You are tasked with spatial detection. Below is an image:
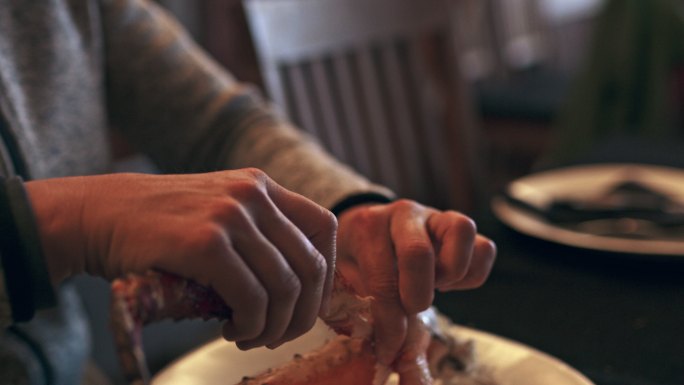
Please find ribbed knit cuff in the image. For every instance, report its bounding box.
[0,176,56,322]
[330,193,394,217]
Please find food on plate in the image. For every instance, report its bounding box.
[237,335,376,385]
[110,271,494,385]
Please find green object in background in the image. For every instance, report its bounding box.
[545,0,684,165]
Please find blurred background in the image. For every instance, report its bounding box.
[158,0,602,196]
[114,0,604,203]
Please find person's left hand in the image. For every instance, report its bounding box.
[335,199,496,366]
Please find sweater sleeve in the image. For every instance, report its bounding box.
[101,0,394,209]
[0,264,11,328]
[0,176,56,328]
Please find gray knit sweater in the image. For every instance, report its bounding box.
[0,0,391,351]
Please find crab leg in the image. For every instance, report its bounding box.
[110,270,375,384]
[110,271,477,385]
[110,271,232,384]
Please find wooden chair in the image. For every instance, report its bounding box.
[243,0,483,212]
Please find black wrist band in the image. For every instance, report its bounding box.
[330,193,394,217]
[0,176,55,322]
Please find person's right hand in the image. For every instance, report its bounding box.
[25,169,337,350]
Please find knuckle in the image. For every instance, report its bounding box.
[452,215,477,239]
[270,271,302,301]
[319,209,338,236]
[401,240,433,264]
[352,206,384,228]
[299,251,328,287]
[208,198,245,223]
[232,178,268,203]
[367,277,399,303]
[392,198,418,212]
[187,222,227,254]
[241,167,269,181]
[307,207,338,241]
[224,169,271,201]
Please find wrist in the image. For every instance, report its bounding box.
[330,193,393,217]
[25,177,87,284]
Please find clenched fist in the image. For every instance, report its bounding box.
[335,200,496,365]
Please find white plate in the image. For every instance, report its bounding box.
[152,319,594,385]
[493,163,684,256]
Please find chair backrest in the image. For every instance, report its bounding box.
[451,0,551,81]
[243,0,483,211]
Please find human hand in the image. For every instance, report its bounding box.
[25,169,337,349]
[335,200,496,365]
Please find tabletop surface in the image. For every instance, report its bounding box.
[434,209,684,385]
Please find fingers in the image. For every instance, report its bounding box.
[201,170,336,350]
[390,202,436,314]
[173,209,296,349]
[372,301,409,366]
[353,210,407,365]
[397,356,431,385]
[385,202,497,311]
[427,211,496,291]
[337,199,496,368]
[166,224,272,346]
[439,234,496,290]
[254,201,331,348]
[224,212,301,350]
[213,251,270,345]
[428,211,476,288]
[262,175,337,316]
[73,170,334,351]
[394,316,432,385]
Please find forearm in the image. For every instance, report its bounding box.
[224,117,394,209]
[102,0,394,209]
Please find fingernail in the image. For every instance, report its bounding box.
[266,341,284,350]
[236,341,255,351]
